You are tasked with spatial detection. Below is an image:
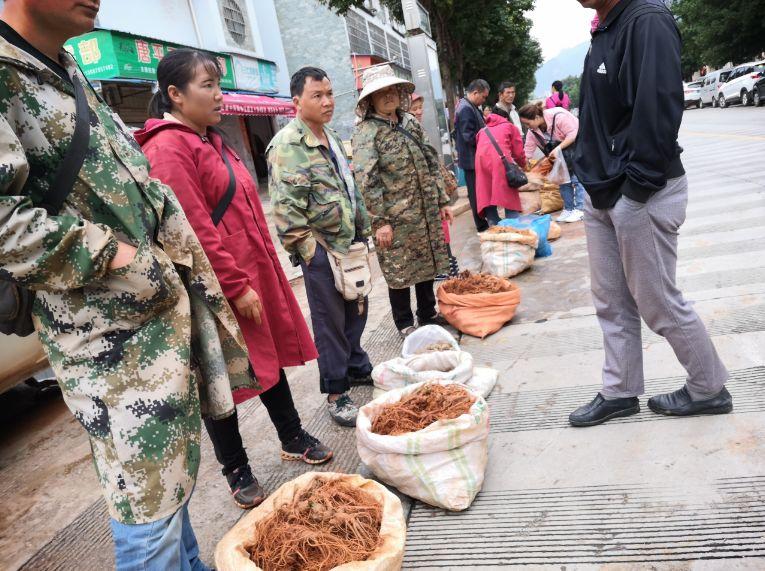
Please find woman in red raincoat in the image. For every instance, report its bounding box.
[136,49,331,510]
[475,112,527,226]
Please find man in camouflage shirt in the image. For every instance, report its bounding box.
[267,67,373,427]
[0,1,256,568]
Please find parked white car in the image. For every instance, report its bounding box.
[684,81,703,109]
[718,62,765,108]
[699,69,731,107]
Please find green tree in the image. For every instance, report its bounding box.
[673,0,765,77]
[318,0,542,119]
[560,75,581,109]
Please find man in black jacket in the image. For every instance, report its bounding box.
[455,79,490,232]
[569,0,732,427]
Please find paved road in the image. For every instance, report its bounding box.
[404,106,765,569]
[1,105,762,570]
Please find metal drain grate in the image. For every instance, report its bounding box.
[488,366,765,434]
[404,475,765,568]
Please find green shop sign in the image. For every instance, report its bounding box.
[64,30,236,89]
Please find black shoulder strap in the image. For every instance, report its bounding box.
[482,126,514,170]
[211,146,236,226]
[39,74,91,215]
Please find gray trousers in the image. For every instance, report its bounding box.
[301,243,372,395]
[584,176,728,399]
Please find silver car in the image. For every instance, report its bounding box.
[699,69,731,108]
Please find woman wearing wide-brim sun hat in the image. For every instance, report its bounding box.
[351,64,454,339]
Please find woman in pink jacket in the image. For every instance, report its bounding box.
[520,102,585,223]
[474,112,527,226]
[135,49,332,511]
[545,80,571,110]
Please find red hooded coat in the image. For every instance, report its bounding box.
[475,114,527,217]
[135,119,318,402]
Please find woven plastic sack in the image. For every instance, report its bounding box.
[437,280,521,338]
[371,350,498,400]
[402,325,459,357]
[540,183,564,213]
[373,350,473,391]
[479,230,538,278]
[215,472,406,571]
[357,381,489,511]
[548,221,562,241]
[499,215,552,258]
[518,187,541,214]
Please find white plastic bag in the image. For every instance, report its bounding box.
[547,155,571,185]
[357,381,489,511]
[401,325,459,358]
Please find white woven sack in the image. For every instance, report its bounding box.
[480,239,535,278]
[372,350,473,392]
[356,381,489,511]
[401,325,459,358]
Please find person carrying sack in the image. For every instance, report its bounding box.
[268,67,374,429]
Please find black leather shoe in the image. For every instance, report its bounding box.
[648,386,732,416]
[569,393,640,427]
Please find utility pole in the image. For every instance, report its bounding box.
[401,0,453,165]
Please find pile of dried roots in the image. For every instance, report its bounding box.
[371,383,476,436]
[529,157,554,177]
[485,226,537,239]
[247,477,382,571]
[441,270,513,295]
[415,342,456,354]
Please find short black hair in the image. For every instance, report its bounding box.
[467,79,490,94]
[290,67,329,97]
[498,81,516,93]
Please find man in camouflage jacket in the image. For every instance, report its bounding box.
[267,67,372,428]
[0,1,255,567]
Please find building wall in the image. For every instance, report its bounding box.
[274,0,359,140]
[95,0,201,47]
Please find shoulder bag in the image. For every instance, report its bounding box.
[482,126,528,188]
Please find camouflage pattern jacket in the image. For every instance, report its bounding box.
[267,117,371,264]
[0,39,256,524]
[352,112,450,288]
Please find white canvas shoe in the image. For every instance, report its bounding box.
[556,209,573,222]
[565,209,584,223]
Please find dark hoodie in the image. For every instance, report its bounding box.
[574,0,685,209]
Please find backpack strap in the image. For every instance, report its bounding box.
[39,74,91,215]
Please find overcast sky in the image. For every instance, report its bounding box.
[529,0,596,62]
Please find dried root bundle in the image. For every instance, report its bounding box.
[441,270,512,295]
[371,383,475,436]
[415,342,456,354]
[247,477,382,571]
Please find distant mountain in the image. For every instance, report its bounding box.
[534,42,590,98]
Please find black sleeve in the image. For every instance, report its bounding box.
[618,12,684,198]
[456,104,479,150]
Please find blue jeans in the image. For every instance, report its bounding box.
[484,206,520,226]
[559,174,586,211]
[110,502,211,571]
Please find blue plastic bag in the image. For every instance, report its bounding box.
[499,214,553,258]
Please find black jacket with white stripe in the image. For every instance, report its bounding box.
[574,0,686,209]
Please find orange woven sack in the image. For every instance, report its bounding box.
[437,281,521,338]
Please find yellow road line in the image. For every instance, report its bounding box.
[681,130,765,142]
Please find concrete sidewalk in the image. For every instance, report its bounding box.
[403,108,765,569]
